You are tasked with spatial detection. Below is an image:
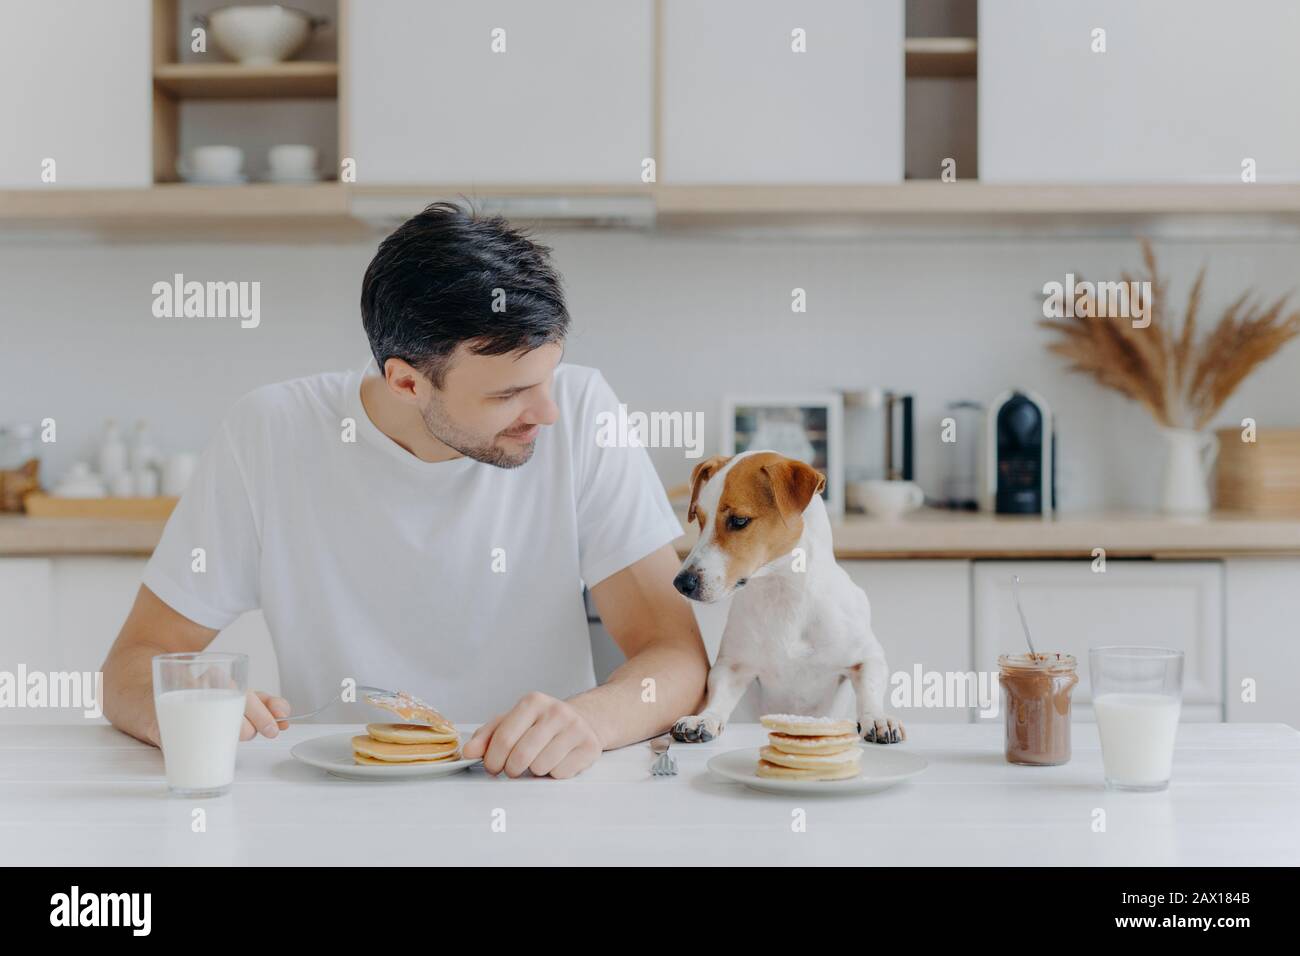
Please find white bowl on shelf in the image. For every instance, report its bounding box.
[196,5,329,65]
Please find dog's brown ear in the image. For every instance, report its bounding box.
[762,458,826,525]
[687,455,732,523]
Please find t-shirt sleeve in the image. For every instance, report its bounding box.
[574,370,685,588]
[140,415,261,631]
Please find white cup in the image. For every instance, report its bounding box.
[179,145,244,182]
[161,453,198,497]
[859,479,924,519]
[267,144,318,180]
[133,467,160,497]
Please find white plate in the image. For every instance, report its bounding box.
[291,732,481,781]
[707,745,927,795]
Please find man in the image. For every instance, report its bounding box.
[103,202,707,779]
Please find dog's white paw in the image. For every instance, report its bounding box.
[671,714,723,743]
[859,715,905,745]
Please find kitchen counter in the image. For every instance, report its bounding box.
[5,509,1300,558]
[3,721,1297,865]
[672,509,1300,558]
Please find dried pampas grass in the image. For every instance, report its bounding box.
[1040,239,1300,429]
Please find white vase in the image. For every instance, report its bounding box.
[1160,428,1218,515]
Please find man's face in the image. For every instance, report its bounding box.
[420,342,563,468]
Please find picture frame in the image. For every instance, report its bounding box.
[721,393,844,517]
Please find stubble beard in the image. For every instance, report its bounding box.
[420,393,536,469]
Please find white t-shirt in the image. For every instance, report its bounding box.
[142,360,683,721]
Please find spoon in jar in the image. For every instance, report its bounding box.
[1012,574,1038,657]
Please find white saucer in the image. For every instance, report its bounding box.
[291,732,481,781]
[180,173,248,186]
[707,745,928,795]
[265,172,322,184]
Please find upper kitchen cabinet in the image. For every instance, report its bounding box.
[344,0,653,184]
[660,0,903,183]
[0,1,151,188]
[979,0,1300,183]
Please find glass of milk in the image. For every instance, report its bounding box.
[152,652,248,797]
[1089,646,1184,792]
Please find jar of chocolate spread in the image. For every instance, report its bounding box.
[998,653,1079,766]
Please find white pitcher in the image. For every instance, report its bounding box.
[1160,428,1218,515]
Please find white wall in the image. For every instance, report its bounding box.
[2,229,1299,512]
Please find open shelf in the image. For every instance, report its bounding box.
[153,62,339,99]
[905,37,977,78]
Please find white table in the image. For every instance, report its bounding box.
[3,722,1297,866]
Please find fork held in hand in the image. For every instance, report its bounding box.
[273,684,401,723]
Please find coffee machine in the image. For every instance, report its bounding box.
[984,389,1055,514]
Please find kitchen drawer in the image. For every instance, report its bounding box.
[973,560,1223,721]
[0,558,280,725]
[1224,559,1300,729]
[661,0,904,183]
[0,557,55,672]
[843,561,973,724]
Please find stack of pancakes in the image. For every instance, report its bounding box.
[352,693,460,766]
[352,723,461,765]
[757,714,862,781]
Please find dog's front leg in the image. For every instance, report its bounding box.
[849,656,906,744]
[671,659,755,743]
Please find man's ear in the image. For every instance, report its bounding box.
[687,455,732,523]
[761,458,826,525]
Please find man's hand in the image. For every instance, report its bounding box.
[462,692,603,779]
[240,690,291,741]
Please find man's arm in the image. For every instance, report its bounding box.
[463,544,708,777]
[568,544,708,746]
[102,584,290,747]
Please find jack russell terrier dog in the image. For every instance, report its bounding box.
[670,450,905,746]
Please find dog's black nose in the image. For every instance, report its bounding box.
[673,570,700,597]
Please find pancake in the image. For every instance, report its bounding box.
[365,723,459,745]
[364,690,456,734]
[768,731,859,755]
[353,751,460,767]
[755,759,860,781]
[760,745,861,771]
[351,734,460,762]
[760,714,857,737]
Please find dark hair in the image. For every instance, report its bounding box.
[360,201,569,387]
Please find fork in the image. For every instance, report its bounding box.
[273,684,400,723]
[650,733,677,776]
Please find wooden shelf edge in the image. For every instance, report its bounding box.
[153,62,339,99]
[5,183,1300,228]
[653,182,1300,216]
[905,37,978,78]
[0,183,349,220]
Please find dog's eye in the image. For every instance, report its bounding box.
[726,515,751,531]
